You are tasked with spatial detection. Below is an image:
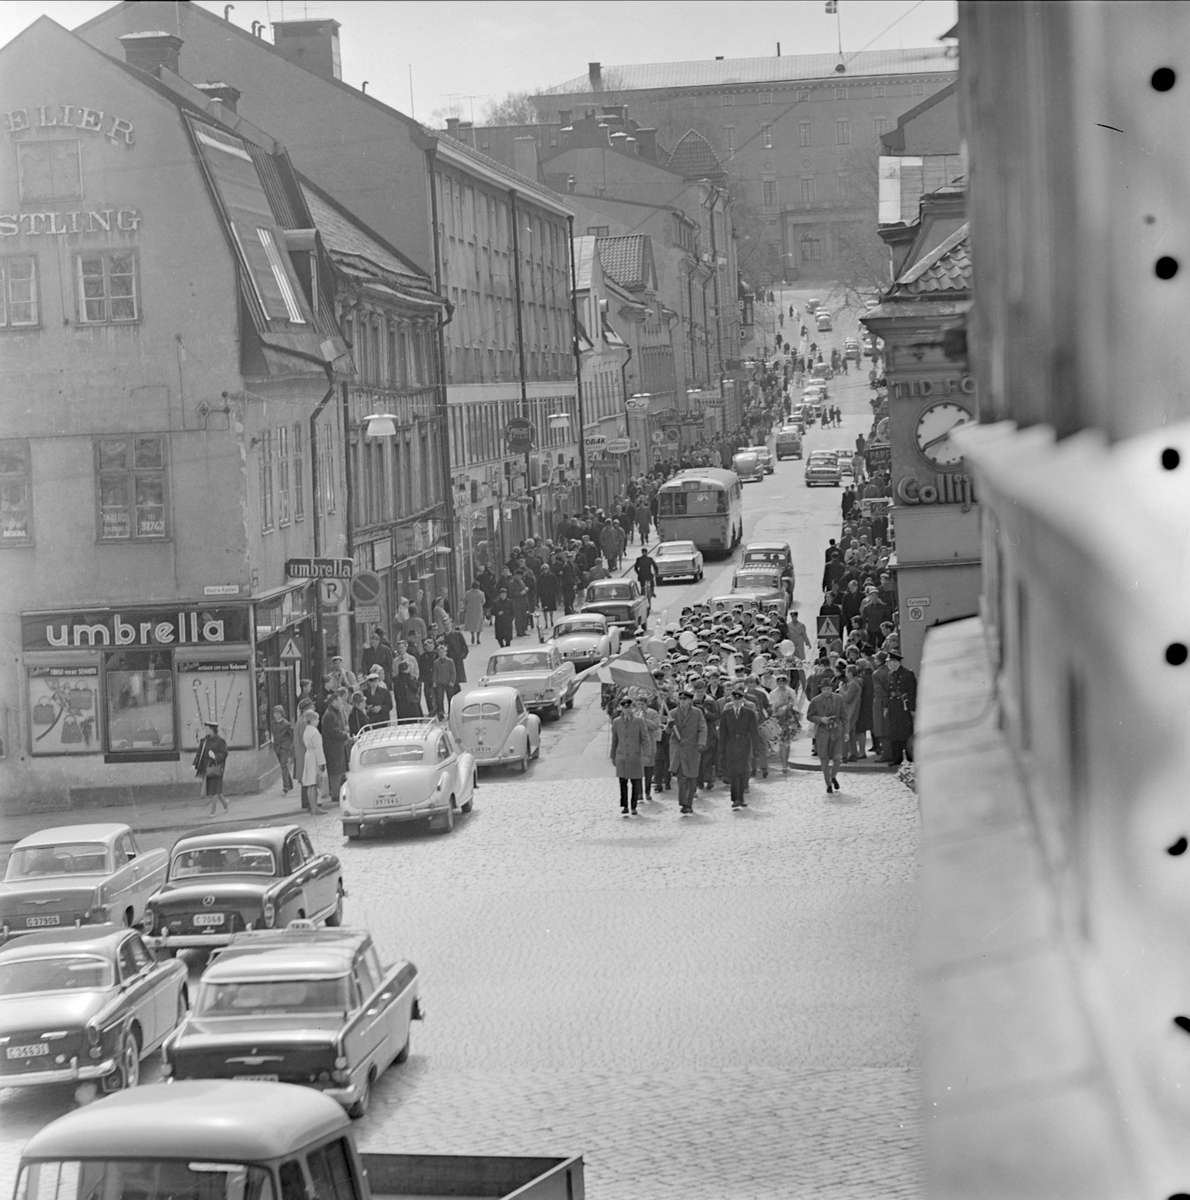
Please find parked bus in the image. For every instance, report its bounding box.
[655,468,743,558]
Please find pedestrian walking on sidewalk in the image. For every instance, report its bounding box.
[463,581,486,644]
[299,709,328,814]
[806,676,846,793]
[610,697,649,816]
[668,689,707,813]
[271,706,295,793]
[491,588,515,648]
[194,720,229,816]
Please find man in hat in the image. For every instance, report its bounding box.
[719,683,763,809]
[364,666,393,726]
[668,689,707,814]
[610,696,650,816]
[327,654,357,694]
[884,651,917,767]
[806,674,846,792]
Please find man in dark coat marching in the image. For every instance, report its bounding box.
[718,683,763,809]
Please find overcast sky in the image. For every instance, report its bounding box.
[2,0,957,121]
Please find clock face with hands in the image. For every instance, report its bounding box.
[914,402,972,467]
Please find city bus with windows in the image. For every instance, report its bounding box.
[655,469,743,558]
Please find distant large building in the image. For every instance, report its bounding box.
[536,49,957,285]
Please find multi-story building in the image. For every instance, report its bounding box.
[0,17,351,808]
[299,179,451,647]
[536,50,956,285]
[462,108,742,432]
[77,2,579,593]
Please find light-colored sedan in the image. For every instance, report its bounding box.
[0,824,169,942]
[164,926,421,1120]
[804,452,842,487]
[654,540,704,583]
[449,685,541,772]
[479,645,580,719]
[339,721,476,839]
[548,612,621,667]
[730,568,789,617]
[832,448,855,477]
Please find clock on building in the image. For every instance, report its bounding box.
[914,401,972,467]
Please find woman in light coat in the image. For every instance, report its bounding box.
[300,708,327,815]
[462,582,486,644]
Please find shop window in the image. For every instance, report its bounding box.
[277,425,290,526]
[0,439,33,544]
[76,251,138,324]
[28,665,100,755]
[96,436,168,542]
[1,256,39,328]
[104,649,175,756]
[260,429,274,532]
[293,423,305,521]
[18,140,83,202]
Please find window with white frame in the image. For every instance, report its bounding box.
[77,251,138,324]
[259,429,274,532]
[0,256,38,328]
[761,124,774,149]
[293,422,305,521]
[96,436,168,541]
[0,439,33,544]
[836,119,851,145]
[798,122,812,147]
[277,425,290,525]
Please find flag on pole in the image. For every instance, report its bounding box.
[603,642,658,695]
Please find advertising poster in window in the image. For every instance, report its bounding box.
[177,660,254,751]
[104,649,175,753]
[28,665,101,755]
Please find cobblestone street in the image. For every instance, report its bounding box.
[340,765,921,1199]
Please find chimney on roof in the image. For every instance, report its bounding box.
[514,135,539,180]
[635,128,658,161]
[446,117,460,136]
[196,81,241,113]
[457,121,475,148]
[609,131,630,154]
[118,31,184,78]
[272,18,342,82]
[589,61,602,90]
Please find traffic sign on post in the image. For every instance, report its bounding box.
[279,637,303,661]
[319,578,348,608]
[350,571,383,607]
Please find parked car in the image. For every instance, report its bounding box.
[0,925,188,1092]
[448,685,541,772]
[806,297,820,313]
[832,448,855,476]
[163,925,421,1119]
[0,824,169,942]
[653,540,704,583]
[547,611,621,665]
[774,427,803,460]
[804,451,843,487]
[143,827,344,950]
[730,568,788,617]
[340,721,475,839]
[479,645,581,718]
[581,578,651,636]
[731,450,764,483]
[742,444,775,474]
[740,541,795,598]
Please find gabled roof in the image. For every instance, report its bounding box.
[895,223,970,295]
[545,48,956,94]
[596,235,654,292]
[666,130,726,181]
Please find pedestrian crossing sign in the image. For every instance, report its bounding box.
[279,637,302,661]
[817,615,840,642]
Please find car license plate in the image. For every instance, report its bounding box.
[25,915,61,928]
[192,912,225,927]
[373,795,405,808]
[7,1043,49,1059]
[233,1074,279,1081]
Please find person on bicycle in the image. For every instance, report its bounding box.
[634,547,658,599]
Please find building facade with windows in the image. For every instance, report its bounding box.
[0,18,350,809]
[78,2,579,597]
[536,50,956,284]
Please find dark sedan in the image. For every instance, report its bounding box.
[143,826,343,953]
[0,925,188,1092]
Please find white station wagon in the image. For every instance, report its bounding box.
[339,720,476,840]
